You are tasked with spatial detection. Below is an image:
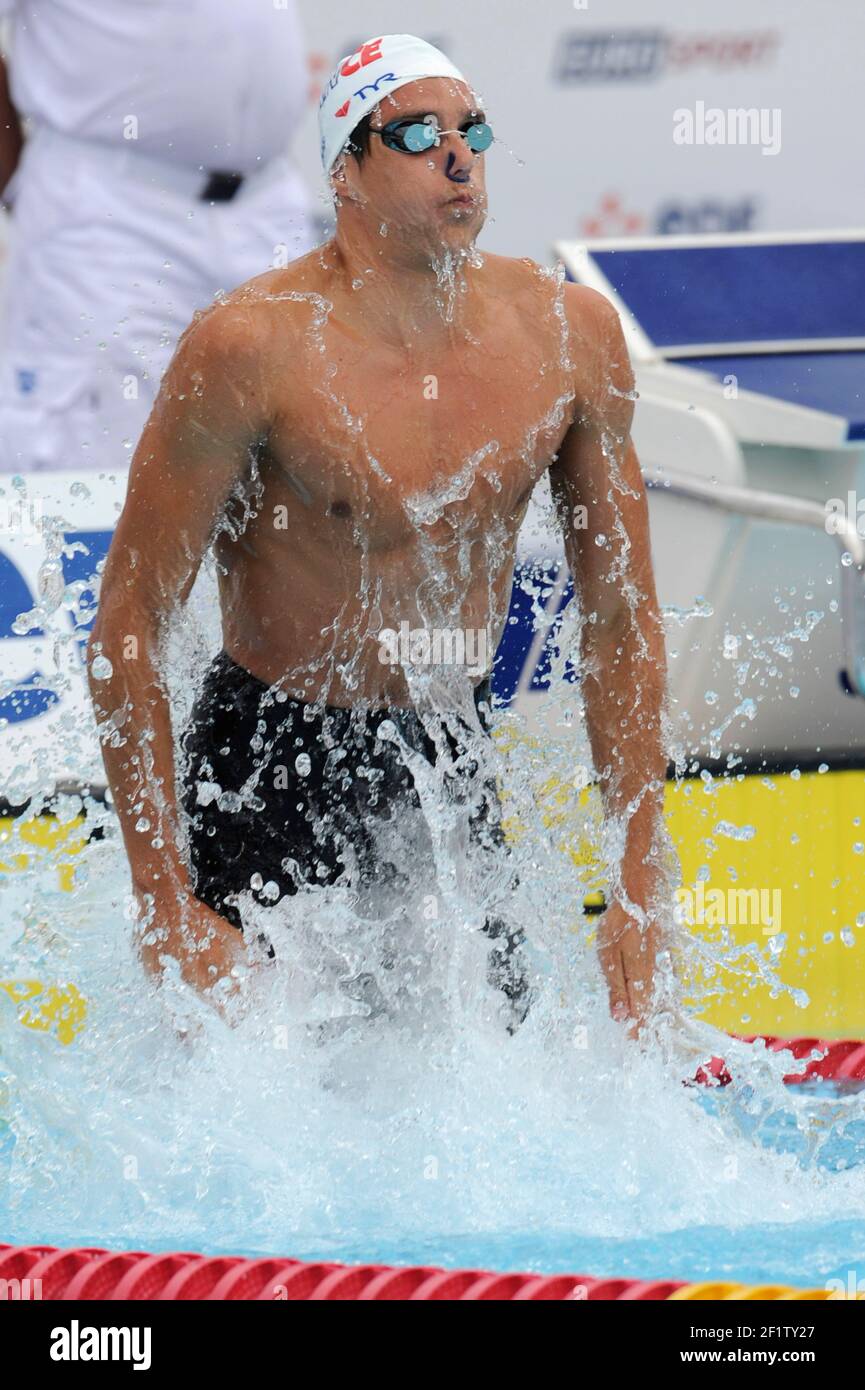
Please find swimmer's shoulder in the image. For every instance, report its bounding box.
[481,251,617,337]
[481,254,630,409]
[499,254,631,387]
[226,248,333,311]
[176,248,332,359]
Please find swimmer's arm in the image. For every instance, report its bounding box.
[549,288,669,922]
[88,306,270,914]
[0,54,22,207]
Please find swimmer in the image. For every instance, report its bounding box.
[89,34,670,1036]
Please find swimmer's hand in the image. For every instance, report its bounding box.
[134,890,252,1016]
[596,900,661,1040]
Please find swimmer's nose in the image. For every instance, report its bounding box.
[443,144,473,183]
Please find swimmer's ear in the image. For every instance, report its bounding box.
[329,158,349,200]
[331,161,364,207]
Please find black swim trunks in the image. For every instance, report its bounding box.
[179,649,532,1031]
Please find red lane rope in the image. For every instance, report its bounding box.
[0,1035,861,1300]
[0,1244,681,1300]
[691,1034,865,1087]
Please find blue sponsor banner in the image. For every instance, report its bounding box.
[0,530,112,725]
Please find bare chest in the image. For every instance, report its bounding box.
[261,318,575,550]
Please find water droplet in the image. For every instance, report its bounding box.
[90,654,113,680]
[295,753,311,777]
[714,820,756,842]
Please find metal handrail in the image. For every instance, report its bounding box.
[644,464,865,697]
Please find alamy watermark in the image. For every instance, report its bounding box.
[825,491,865,540]
[378,622,488,678]
[0,1276,42,1299]
[49,1320,151,1370]
[0,495,44,535]
[825,1270,865,1299]
[673,101,781,156]
[674,882,781,936]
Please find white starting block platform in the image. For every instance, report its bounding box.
[546,229,865,767]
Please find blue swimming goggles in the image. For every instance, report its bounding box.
[371,115,494,155]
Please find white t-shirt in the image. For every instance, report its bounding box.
[0,0,310,172]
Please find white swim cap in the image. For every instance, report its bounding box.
[318,33,470,178]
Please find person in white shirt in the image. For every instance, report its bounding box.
[0,0,318,473]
